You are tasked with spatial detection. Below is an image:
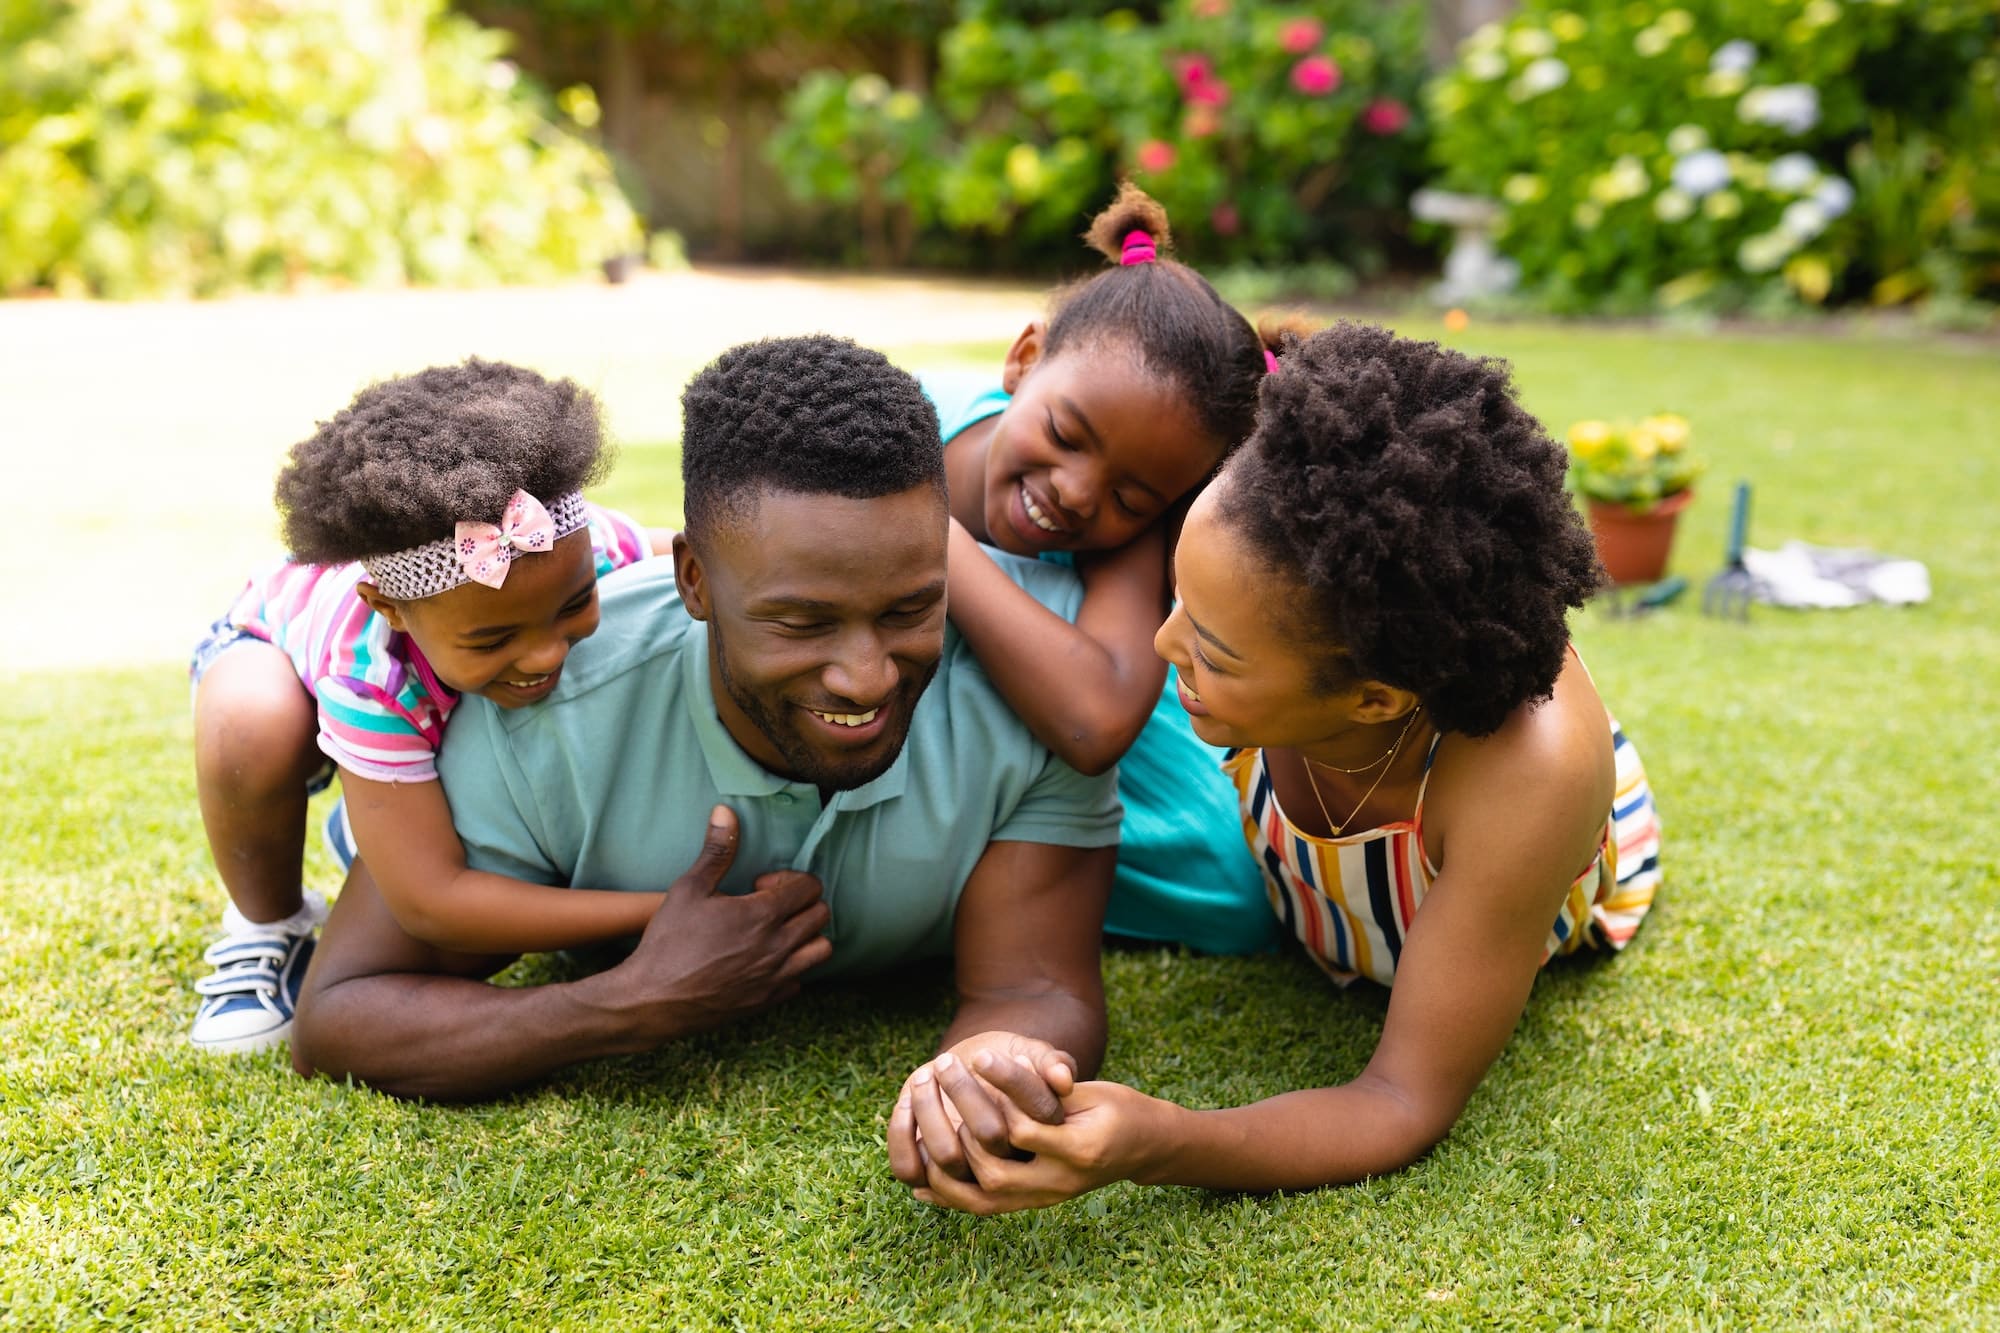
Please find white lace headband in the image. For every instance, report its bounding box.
[361,489,587,601]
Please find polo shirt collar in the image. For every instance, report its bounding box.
[679,622,912,809]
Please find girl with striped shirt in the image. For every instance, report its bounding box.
[893,323,1662,1208]
[186,361,669,1054]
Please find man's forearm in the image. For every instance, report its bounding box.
[292,968,655,1102]
[940,988,1107,1078]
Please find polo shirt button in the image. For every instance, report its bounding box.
[774,792,793,805]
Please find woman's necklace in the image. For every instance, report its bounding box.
[1302,707,1423,838]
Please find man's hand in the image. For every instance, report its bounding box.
[886,1030,1076,1187]
[597,805,832,1046]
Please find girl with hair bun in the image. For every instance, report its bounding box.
[898,323,1664,1210]
[927,182,1298,956]
[185,360,674,1055]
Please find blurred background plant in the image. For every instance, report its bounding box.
[3,0,1995,313]
[1566,413,1702,510]
[0,0,640,297]
[1425,0,2000,317]
[764,0,1432,273]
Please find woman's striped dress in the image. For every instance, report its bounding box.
[1221,715,1661,988]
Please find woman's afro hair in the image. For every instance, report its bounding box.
[1220,322,1603,736]
[275,359,610,565]
[678,334,944,542]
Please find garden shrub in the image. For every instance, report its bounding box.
[766,0,1432,270]
[0,0,641,297]
[1426,0,2000,313]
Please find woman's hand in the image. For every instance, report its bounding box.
[904,1061,1177,1215]
[887,1031,1076,1188]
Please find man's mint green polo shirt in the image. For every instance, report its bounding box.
[436,549,1123,978]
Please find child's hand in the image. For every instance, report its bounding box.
[886,1031,1074,1187]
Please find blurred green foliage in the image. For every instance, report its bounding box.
[1426,0,2000,314]
[0,0,642,297]
[764,0,1432,270]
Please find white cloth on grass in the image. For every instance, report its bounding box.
[1741,541,1930,609]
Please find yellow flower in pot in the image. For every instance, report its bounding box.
[1565,414,1704,585]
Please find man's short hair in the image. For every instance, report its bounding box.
[680,335,945,542]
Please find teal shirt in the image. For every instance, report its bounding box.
[925,374,1280,954]
[437,553,1123,979]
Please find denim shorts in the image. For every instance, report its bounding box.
[188,613,337,797]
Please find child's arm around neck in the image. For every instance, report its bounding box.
[945,518,1170,776]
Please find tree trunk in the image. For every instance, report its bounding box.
[715,64,744,261]
[1428,0,1517,65]
[599,30,643,168]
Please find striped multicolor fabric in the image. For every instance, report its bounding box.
[1221,711,1661,988]
[202,503,649,784]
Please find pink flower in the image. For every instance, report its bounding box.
[1172,53,1215,94]
[1278,18,1323,55]
[1193,0,1229,16]
[1184,105,1221,139]
[1173,52,1231,107]
[1210,201,1241,236]
[1186,78,1231,107]
[1136,139,1177,173]
[1290,55,1340,97]
[1361,97,1409,135]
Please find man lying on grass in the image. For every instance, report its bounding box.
[291,335,1119,1139]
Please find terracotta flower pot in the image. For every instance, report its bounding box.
[1586,488,1693,586]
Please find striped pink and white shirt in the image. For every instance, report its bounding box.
[214,502,649,783]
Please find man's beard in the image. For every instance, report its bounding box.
[714,630,937,792]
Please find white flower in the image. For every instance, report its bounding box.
[1667,124,1709,155]
[1655,188,1696,222]
[1634,25,1673,57]
[1590,155,1652,205]
[1813,176,1855,218]
[1465,49,1508,81]
[1516,57,1571,97]
[1508,27,1557,59]
[847,73,892,108]
[1738,230,1796,273]
[1768,153,1820,193]
[1672,149,1732,197]
[1780,199,1830,240]
[1739,84,1820,135]
[1711,40,1757,75]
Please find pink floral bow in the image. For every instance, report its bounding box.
[454,489,556,590]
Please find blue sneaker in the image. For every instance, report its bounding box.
[188,891,327,1055]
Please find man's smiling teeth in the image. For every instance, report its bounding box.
[812,708,880,727]
[1021,484,1063,533]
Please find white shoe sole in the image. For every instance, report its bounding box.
[189,1018,294,1056]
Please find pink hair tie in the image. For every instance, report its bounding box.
[1263,349,1281,374]
[1120,229,1157,266]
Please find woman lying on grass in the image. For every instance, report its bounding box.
[890,322,1663,1209]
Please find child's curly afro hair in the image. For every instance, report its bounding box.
[275,359,610,565]
[1218,322,1602,737]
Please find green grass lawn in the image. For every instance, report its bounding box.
[4,319,1997,1329]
